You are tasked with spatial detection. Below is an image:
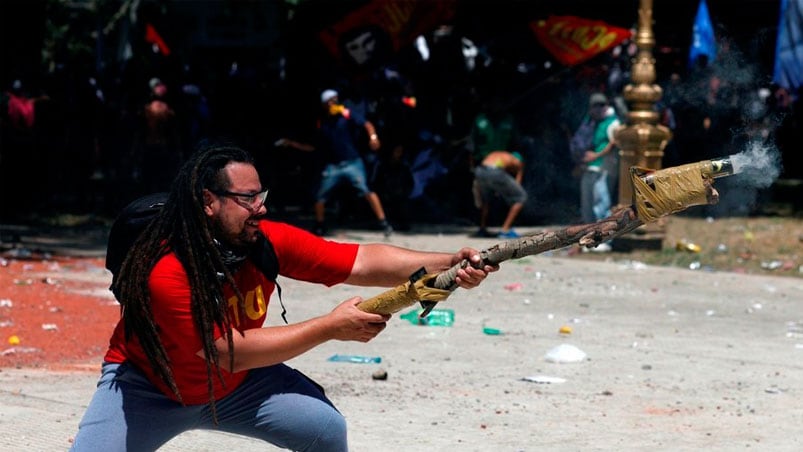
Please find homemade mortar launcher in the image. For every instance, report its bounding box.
[356,156,739,317]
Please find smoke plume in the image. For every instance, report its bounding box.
[711,142,783,216]
[730,142,782,189]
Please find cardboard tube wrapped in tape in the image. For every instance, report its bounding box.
[631,162,717,223]
[357,273,452,315]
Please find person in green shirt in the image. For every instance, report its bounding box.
[579,93,620,236]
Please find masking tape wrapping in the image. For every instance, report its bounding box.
[631,161,710,223]
[357,273,452,315]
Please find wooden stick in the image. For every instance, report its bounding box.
[356,206,642,314]
[357,177,719,315]
[433,205,643,290]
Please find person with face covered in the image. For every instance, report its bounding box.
[579,93,620,224]
[70,142,496,452]
[277,89,392,237]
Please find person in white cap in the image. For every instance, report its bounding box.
[277,89,393,237]
[320,89,338,104]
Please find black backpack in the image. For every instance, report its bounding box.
[106,192,287,321]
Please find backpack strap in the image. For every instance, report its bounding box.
[249,232,287,323]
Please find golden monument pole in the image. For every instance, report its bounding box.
[612,0,672,250]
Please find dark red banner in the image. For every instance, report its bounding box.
[319,0,456,67]
[531,16,631,66]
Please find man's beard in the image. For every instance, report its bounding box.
[210,220,257,271]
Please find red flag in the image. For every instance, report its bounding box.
[145,23,171,56]
[531,16,631,66]
[319,0,456,67]
[6,93,35,130]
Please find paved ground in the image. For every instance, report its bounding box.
[1,226,802,451]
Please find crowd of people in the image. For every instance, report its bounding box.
[1,25,800,233]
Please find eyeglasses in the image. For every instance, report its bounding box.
[212,188,269,212]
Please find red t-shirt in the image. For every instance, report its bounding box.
[104,220,359,404]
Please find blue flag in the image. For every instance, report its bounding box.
[773,0,803,95]
[688,0,717,68]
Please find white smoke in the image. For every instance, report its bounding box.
[729,142,782,188]
[711,142,782,216]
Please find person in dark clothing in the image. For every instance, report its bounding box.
[277,89,392,237]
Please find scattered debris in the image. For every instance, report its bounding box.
[786,322,803,339]
[504,282,523,291]
[521,375,566,384]
[482,326,502,335]
[676,239,701,253]
[761,260,783,270]
[544,344,587,363]
[327,354,382,364]
[1,346,41,356]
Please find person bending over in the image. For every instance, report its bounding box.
[472,150,527,238]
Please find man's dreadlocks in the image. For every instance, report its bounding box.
[113,142,255,421]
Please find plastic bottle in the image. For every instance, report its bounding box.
[327,354,381,364]
[400,308,454,326]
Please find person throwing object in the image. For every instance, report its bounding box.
[277,89,392,237]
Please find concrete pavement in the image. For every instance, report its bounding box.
[1,227,802,451]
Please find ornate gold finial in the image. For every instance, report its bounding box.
[636,1,655,50]
[612,0,672,249]
[615,0,671,203]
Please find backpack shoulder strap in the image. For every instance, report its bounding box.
[249,232,279,281]
[249,231,288,323]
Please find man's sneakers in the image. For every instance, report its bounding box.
[591,242,612,252]
[379,219,393,238]
[581,242,612,253]
[315,221,393,237]
[472,228,496,238]
[497,229,520,239]
[473,229,521,239]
